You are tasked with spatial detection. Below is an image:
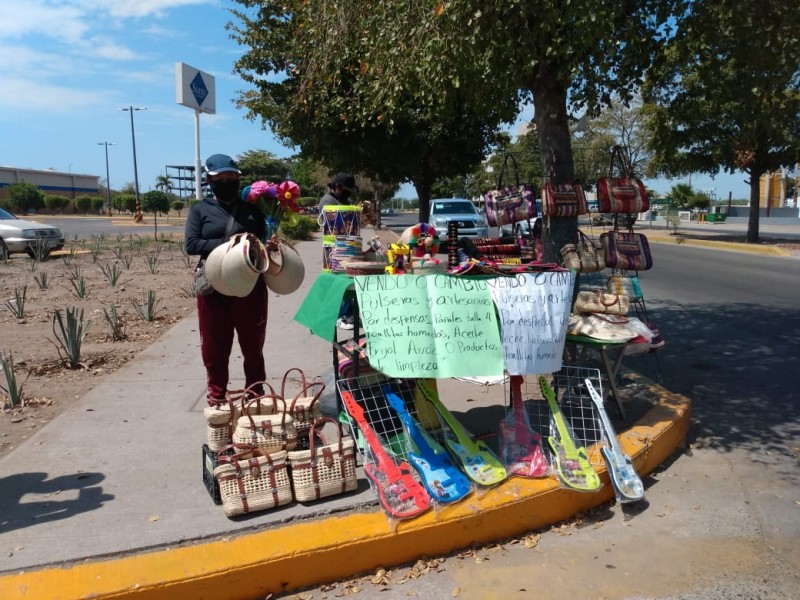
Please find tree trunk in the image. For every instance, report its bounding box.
[414,175,434,224]
[747,167,762,243]
[530,64,577,263]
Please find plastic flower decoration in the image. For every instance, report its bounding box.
[241,179,301,243]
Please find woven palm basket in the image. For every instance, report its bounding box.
[288,418,358,502]
[280,369,324,432]
[214,450,292,517]
[233,413,297,453]
[203,404,239,451]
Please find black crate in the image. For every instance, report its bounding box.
[202,444,222,505]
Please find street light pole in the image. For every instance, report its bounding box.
[119,106,147,222]
[97,142,116,217]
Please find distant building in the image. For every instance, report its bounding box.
[759,170,787,208]
[0,166,100,202]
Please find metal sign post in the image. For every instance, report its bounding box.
[175,63,216,202]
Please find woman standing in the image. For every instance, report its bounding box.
[185,154,267,404]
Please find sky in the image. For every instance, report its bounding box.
[0,0,755,202]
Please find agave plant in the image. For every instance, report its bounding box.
[0,350,28,408]
[51,307,92,368]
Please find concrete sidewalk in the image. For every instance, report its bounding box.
[0,228,695,599]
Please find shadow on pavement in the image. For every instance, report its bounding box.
[625,300,800,485]
[0,472,114,534]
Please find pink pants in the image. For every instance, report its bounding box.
[197,278,268,401]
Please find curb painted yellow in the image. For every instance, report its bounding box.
[646,231,790,256]
[0,385,691,600]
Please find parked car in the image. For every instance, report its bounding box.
[499,218,537,239]
[428,199,489,251]
[0,208,65,259]
[380,207,395,216]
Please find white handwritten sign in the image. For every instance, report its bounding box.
[353,274,505,378]
[486,271,575,375]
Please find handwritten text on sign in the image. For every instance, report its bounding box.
[354,274,505,378]
[486,271,575,375]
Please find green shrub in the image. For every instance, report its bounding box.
[92,197,106,213]
[8,181,44,214]
[171,200,185,216]
[297,196,318,209]
[44,194,71,214]
[114,194,137,214]
[74,195,94,214]
[281,214,319,241]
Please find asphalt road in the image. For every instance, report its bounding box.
[30,215,185,240]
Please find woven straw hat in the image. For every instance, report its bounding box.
[207,234,269,297]
[263,239,305,295]
[204,241,232,295]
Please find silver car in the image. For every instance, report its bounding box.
[0,207,65,259]
[429,198,489,247]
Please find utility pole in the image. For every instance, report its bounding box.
[98,142,116,217]
[119,106,147,222]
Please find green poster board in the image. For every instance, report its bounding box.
[353,274,505,378]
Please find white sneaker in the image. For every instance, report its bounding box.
[336,316,355,330]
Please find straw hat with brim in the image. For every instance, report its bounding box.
[263,239,305,295]
[207,234,269,297]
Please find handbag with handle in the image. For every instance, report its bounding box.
[233,395,297,453]
[203,382,280,451]
[541,151,587,217]
[213,444,293,517]
[574,290,630,316]
[288,417,358,502]
[600,230,653,271]
[280,368,324,434]
[541,182,588,217]
[484,153,537,227]
[597,145,649,214]
[560,230,605,273]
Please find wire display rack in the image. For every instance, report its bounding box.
[509,367,606,469]
[336,373,420,465]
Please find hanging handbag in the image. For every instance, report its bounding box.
[560,230,606,273]
[288,417,358,502]
[540,151,587,217]
[484,153,537,227]
[280,368,324,434]
[574,290,630,316]
[213,444,293,517]
[541,183,588,217]
[597,145,649,214]
[600,230,653,271]
[233,395,298,453]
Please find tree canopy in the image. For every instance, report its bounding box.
[643,0,800,242]
[229,0,683,256]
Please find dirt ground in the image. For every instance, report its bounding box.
[0,233,197,460]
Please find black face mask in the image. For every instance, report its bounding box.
[339,189,352,203]
[210,180,239,203]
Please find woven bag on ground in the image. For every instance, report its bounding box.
[213,444,292,517]
[574,290,630,316]
[233,396,297,453]
[280,368,324,433]
[204,383,281,450]
[288,417,358,502]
